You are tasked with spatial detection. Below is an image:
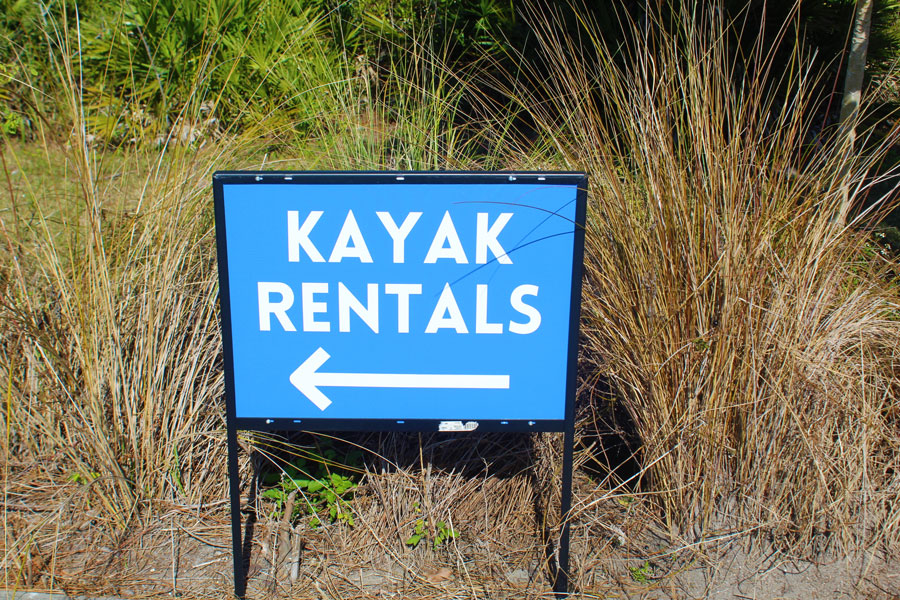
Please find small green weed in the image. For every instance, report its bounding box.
[68,470,101,484]
[262,440,361,527]
[629,560,652,583]
[1,110,24,136]
[616,495,635,507]
[263,471,356,527]
[405,507,459,550]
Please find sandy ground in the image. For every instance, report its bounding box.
[4,474,899,600]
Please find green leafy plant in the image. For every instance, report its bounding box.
[433,520,458,549]
[63,0,344,142]
[262,442,361,527]
[616,495,636,507]
[405,514,459,550]
[262,472,356,527]
[1,110,24,136]
[405,517,426,548]
[628,561,652,583]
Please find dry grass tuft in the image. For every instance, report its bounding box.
[0,8,277,543]
[487,2,900,550]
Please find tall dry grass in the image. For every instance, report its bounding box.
[1,127,232,523]
[488,3,900,549]
[0,9,328,527]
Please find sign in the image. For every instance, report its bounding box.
[215,171,587,597]
[214,172,587,432]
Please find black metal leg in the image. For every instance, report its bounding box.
[228,425,246,598]
[554,426,575,597]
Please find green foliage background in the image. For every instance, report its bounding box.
[0,0,522,142]
[1,0,898,146]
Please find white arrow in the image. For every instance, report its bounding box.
[289,347,511,411]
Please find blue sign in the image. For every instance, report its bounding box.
[214,172,586,430]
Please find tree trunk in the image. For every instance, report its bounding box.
[838,0,874,220]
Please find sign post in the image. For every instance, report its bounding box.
[214,171,587,596]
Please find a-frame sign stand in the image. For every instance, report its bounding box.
[214,171,587,598]
[226,426,575,597]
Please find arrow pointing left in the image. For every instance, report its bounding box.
[289,347,511,411]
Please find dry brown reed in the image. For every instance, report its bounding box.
[0,10,274,532]
[0,139,237,521]
[487,2,900,550]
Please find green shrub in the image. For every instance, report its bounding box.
[75,0,342,139]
